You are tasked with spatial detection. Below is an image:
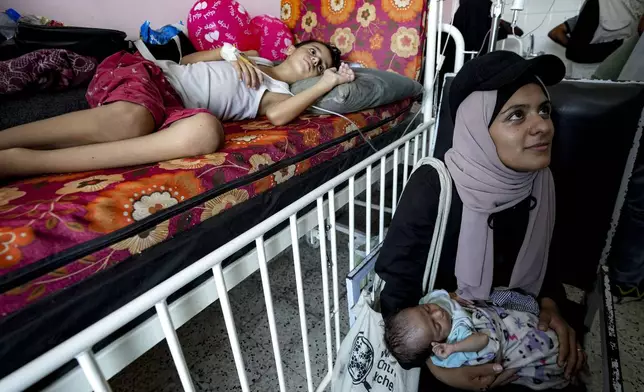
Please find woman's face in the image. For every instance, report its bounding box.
[489,83,554,172]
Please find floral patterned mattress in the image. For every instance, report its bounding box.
[0,100,411,317]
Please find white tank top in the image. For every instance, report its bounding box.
[155,59,290,121]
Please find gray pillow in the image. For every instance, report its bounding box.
[290,68,423,114]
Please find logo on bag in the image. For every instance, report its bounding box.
[348,332,374,390]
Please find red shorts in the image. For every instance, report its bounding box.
[86,51,209,129]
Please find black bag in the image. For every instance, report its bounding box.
[11,22,128,61]
[136,32,197,63]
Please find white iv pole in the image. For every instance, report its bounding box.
[488,0,525,53]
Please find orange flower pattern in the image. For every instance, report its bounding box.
[347,51,378,69]
[302,128,321,146]
[253,176,277,194]
[0,227,35,268]
[86,172,204,234]
[280,0,301,29]
[0,100,412,316]
[322,0,356,25]
[111,220,170,254]
[225,130,289,150]
[332,114,369,149]
[159,153,227,170]
[382,0,423,23]
[56,174,124,195]
[0,187,25,207]
[370,34,384,50]
[201,189,250,221]
[283,0,427,78]
[404,55,422,80]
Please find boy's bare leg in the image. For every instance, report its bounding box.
[0,102,155,150]
[0,113,223,179]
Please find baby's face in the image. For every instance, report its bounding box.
[406,303,452,343]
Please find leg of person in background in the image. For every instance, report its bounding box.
[0,112,223,179]
[592,34,640,80]
[566,0,623,63]
[618,32,644,81]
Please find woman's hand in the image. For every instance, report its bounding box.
[319,63,355,89]
[427,360,519,391]
[232,58,264,89]
[538,298,586,380]
[450,291,474,307]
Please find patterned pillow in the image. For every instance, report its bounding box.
[281,0,428,80]
[187,0,257,52]
[251,15,295,61]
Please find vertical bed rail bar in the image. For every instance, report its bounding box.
[154,301,195,392]
[289,215,315,392]
[212,264,250,392]
[379,157,386,243]
[403,141,410,187]
[348,176,356,271]
[327,190,341,350]
[392,148,399,214]
[422,128,428,159]
[422,0,440,123]
[316,198,334,374]
[413,134,420,165]
[365,165,372,254]
[255,236,286,392]
[76,351,111,392]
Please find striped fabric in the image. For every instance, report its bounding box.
[489,289,540,315]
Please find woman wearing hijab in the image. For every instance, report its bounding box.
[375,51,587,391]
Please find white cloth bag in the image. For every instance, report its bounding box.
[331,276,419,392]
[332,158,452,392]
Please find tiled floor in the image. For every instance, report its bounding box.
[111,230,644,392]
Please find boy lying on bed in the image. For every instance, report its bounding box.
[0,40,354,179]
[384,289,571,390]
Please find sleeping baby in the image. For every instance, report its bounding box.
[384,289,569,390]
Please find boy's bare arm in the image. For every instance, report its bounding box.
[180,49,259,65]
[258,64,355,126]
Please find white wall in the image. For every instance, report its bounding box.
[498,0,586,76]
[2,0,280,39]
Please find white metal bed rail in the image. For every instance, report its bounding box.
[0,119,436,392]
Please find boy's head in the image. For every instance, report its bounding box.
[282,40,342,81]
[384,303,452,368]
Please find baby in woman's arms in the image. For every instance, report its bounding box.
[384,289,569,390]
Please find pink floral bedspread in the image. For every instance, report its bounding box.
[0,101,410,316]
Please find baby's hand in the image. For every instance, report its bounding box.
[320,63,355,89]
[431,342,453,359]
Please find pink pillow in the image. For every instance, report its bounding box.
[187,0,258,52]
[251,15,294,61]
